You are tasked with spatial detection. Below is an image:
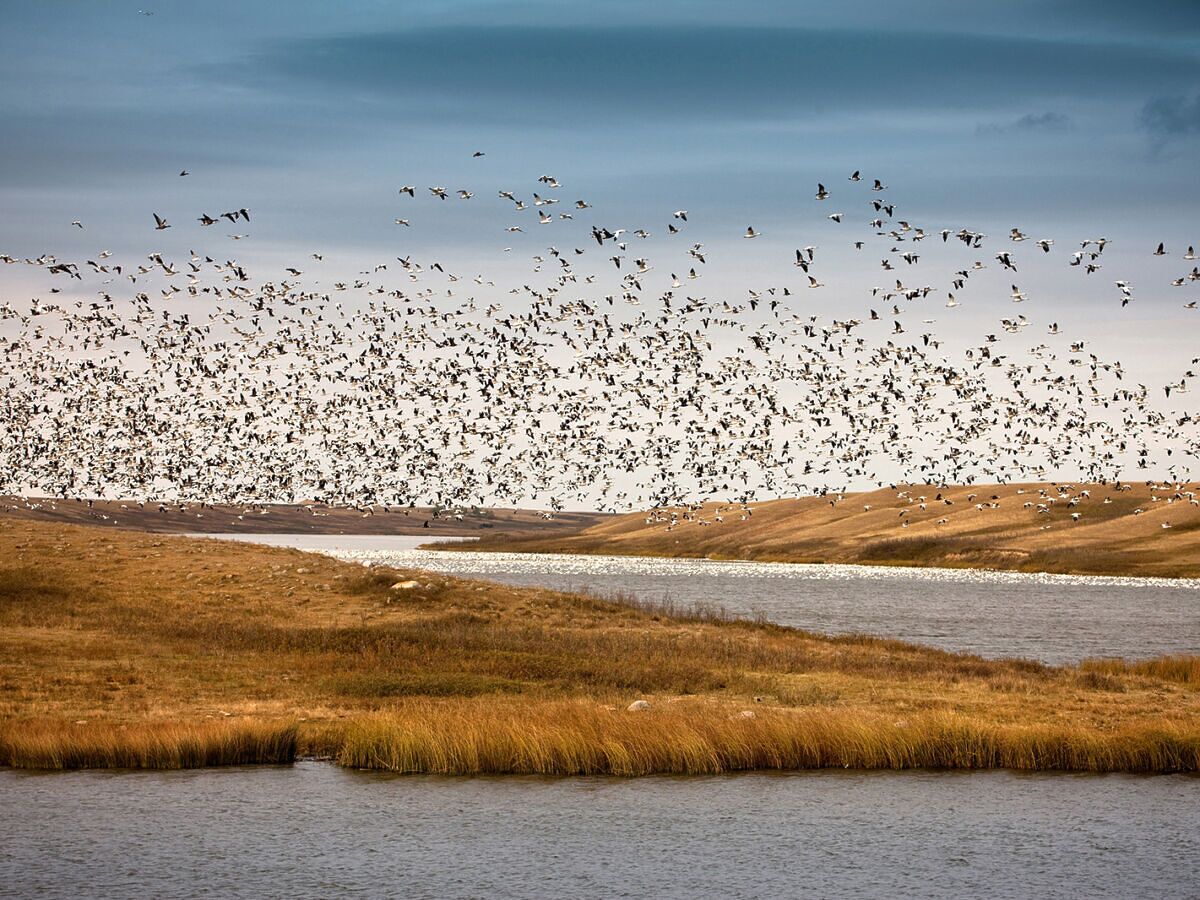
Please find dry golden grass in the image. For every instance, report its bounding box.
[339,701,1200,775]
[0,719,297,770]
[1081,655,1200,685]
[457,481,1200,578]
[1,515,1197,772]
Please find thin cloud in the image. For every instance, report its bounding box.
[977,111,1071,134]
[1139,94,1200,141]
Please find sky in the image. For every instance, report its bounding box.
[1,1,1198,499]
[2,4,1196,255]
[2,2,1196,233]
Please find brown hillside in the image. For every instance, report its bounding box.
[455,482,1200,578]
[0,496,607,537]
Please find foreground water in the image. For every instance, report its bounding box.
[205,535,1200,664]
[3,762,1197,899]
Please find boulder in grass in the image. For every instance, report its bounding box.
[626,700,651,712]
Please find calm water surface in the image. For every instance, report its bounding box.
[3,762,1197,899]
[205,534,1200,664]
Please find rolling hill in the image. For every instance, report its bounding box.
[452,482,1200,578]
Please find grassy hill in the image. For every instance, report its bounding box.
[0,514,1197,773]
[452,482,1200,578]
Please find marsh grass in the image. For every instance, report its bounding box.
[0,719,297,770]
[580,587,751,625]
[337,701,1200,775]
[1082,655,1200,685]
[331,671,526,699]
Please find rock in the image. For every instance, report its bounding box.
[626,700,651,712]
[295,567,311,574]
[391,580,420,590]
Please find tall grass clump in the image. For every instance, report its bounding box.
[336,702,1200,776]
[0,719,298,770]
[1081,655,1200,686]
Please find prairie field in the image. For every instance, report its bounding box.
[1,515,1197,773]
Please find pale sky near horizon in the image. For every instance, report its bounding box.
[1,1,1198,502]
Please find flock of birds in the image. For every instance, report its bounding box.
[1,162,1197,513]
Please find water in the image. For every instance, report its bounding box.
[2,762,1196,899]
[202,534,1200,664]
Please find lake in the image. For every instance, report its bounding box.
[9,536,1195,899]
[203,535,1200,664]
[3,762,1197,899]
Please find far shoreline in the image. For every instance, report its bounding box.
[431,481,1200,580]
[417,540,1200,585]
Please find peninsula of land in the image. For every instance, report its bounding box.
[452,482,1200,579]
[1,516,1196,774]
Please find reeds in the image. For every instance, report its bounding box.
[337,701,1200,775]
[1081,655,1200,685]
[3,705,1195,775]
[0,719,298,770]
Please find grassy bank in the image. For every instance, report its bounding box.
[447,482,1200,579]
[338,703,1199,775]
[0,719,297,770]
[1,516,1198,773]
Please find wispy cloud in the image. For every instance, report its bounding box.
[1139,94,1200,143]
[977,111,1071,135]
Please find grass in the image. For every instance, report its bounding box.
[0,515,1198,773]
[338,702,1200,775]
[452,481,1200,579]
[1081,655,1200,685]
[0,719,297,770]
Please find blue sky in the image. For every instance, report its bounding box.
[1,1,1198,374]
